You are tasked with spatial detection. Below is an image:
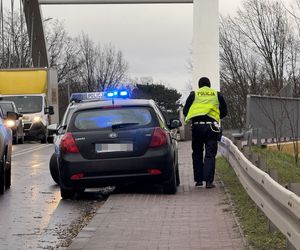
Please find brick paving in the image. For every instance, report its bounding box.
[68,141,247,250]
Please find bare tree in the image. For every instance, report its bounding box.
[0,10,31,68]
[220,16,267,129]
[96,44,128,91]
[76,33,128,92]
[234,0,290,95]
[44,19,81,85]
[76,33,97,91]
[220,0,294,129]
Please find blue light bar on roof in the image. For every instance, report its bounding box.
[106,92,115,98]
[105,90,129,99]
[119,90,129,97]
[70,90,129,102]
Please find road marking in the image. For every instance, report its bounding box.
[13,145,52,157]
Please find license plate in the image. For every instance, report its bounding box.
[95,143,133,153]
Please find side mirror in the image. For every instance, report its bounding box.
[47,123,58,131]
[168,119,182,129]
[45,106,55,115]
[6,111,18,120]
[18,113,23,118]
[47,124,59,135]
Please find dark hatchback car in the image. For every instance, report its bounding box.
[55,98,181,199]
[0,101,24,144]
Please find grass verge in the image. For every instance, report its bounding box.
[216,157,286,250]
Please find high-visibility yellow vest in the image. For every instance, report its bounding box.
[185,86,220,123]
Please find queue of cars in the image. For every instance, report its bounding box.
[48,91,182,199]
[0,90,182,198]
[0,97,53,195]
[0,106,20,194]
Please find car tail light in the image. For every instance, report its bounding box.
[149,127,168,148]
[147,169,162,175]
[61,132,80,153]
[70,173,84,180]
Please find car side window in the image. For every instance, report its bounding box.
[152,104,167,128]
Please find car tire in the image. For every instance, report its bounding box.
[47,136,54,144]
[13,135,18,145]
[18,133,24,144]
[41,134,47,144]
[5,166,11,189]
[163,167,177,195]
[49,154,59,184]
[175,164,180,187]
[60,186,76,199]
[0,155,6,195]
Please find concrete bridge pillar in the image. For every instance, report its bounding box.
[193,0,219,90]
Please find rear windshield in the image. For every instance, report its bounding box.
[71,107,154,131]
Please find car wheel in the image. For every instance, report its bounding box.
[5,166,11,189]
[13,135,18,145]
[60,186,76,199]
[47,136,54,144]
[49,154,59,184]
[41,134,47,144]
[18,133,24,144]
[163,168,177,195]
[175,164,180,187]
[0,155,6,194]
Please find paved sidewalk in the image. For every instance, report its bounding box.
[68,141,247,250]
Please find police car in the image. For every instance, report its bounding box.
[49,91,182,199]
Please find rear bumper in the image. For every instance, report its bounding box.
[59,146,175,188]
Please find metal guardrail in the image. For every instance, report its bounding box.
[219,136,300,250]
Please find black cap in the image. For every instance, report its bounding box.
[198,77,211,88]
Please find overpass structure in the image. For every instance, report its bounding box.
[22,0,219,89]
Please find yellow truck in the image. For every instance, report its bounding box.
[0,68,59,143]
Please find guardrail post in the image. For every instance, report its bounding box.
[286,183,300,196]
[267,167,280,234]
[257,156,268,172]
[232,133,244,150]
[268,169,279,182]
[286,239,297,250]
[257,128,262,147]
[242,146,250,158]
[249,153,259,165]
[268,220,278,233]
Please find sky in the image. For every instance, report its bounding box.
[4,0,291,95]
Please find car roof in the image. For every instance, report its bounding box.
[71,99,156,112]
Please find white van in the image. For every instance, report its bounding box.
[0,94,54,143]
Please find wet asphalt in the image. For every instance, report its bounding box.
[0,143,107,250]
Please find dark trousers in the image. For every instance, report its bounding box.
[191,124,218,183]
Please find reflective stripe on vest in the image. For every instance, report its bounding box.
[185,86,220,123]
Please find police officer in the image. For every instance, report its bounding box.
[183,77,227,188]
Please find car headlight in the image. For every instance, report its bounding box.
[32,116,42,123]
[5,120,16,128]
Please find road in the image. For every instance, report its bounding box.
[0,143,106,250]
